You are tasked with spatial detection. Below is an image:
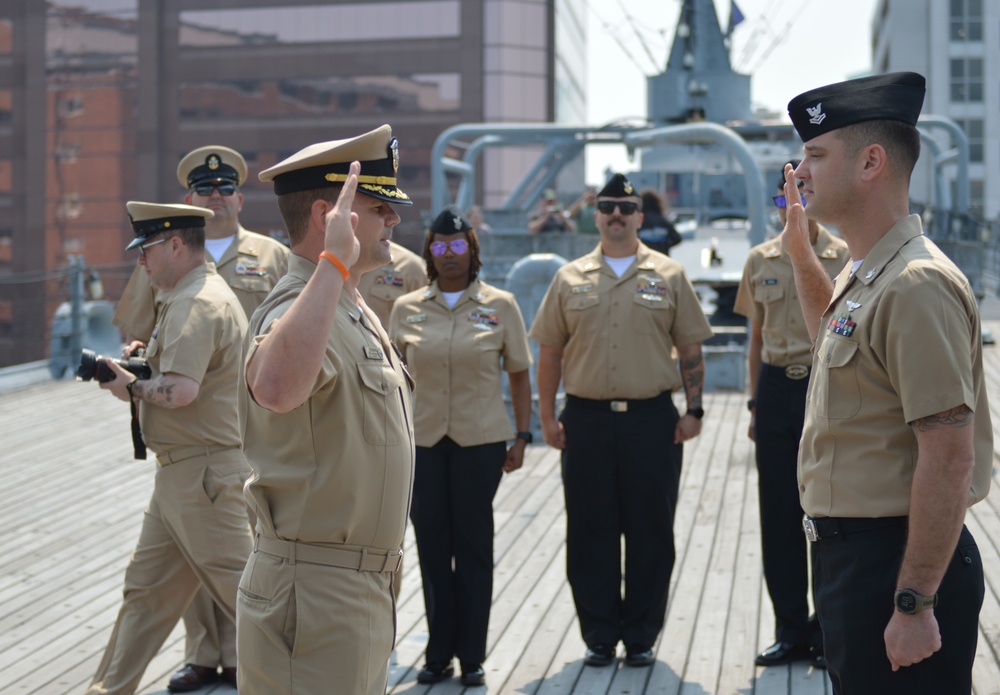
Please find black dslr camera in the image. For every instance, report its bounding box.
[77,348,151,383]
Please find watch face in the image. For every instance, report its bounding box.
[896,591,917,613]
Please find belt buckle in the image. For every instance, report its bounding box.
[785,364,809,380]
[610,400,628,413]
[803,517,819,542]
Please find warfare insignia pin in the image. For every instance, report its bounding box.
[846,299,862,312]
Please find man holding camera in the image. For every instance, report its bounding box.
[86,202,253,695]
[112,145,288,692]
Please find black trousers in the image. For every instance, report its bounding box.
[753,364,820,646]
[410,437,505,665]
[813,520,983,694]
[560,392,681,649]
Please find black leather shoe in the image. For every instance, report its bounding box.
[168,664,220,692]
[754,641,812,666]
[416,661,454,684]
[584,644,615,667]
[810,645,827,669]
[220,666,238,688]
[460,663,486,686]
[624,644,655,667]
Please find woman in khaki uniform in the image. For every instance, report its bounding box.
[388,209,532,688]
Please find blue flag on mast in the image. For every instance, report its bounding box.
[727,0,745,37]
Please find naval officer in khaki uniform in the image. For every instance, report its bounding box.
[114,146,289,692]
[86,202,252,695]
[388,208,532,687]
[781,72,991,693]
[531,173,713,668]
[358,239,427,327]
[238,125,415,695]
[734,170,849,669]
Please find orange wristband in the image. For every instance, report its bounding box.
[318,250,349,280]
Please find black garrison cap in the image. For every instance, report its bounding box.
[429,207,472,235]
[788,72,925,143]
[597,173,637,198]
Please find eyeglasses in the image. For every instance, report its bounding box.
[192,183,237,197]
[597,200,639,215]
[429,239,469,257]
[772,195,807,209]
[137,237,167,258]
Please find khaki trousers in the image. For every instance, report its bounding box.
[236,549,395,695]
[85,451,252,695]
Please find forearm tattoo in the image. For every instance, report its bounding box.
[681,352,704,409]
[131,376,176,407]
[914,404,973,432]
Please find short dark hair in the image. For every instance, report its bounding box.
[163,226,204,252]
[837,120,921,181]
[423,227,483,285]
[276,186,341,245]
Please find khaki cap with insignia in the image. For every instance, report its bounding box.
[125,201,214,250]
[258,124,412,205]
[177,145,248,188]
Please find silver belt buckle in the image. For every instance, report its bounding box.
[785,364,809,380]
[803,517,819,542]
[610,400,628,413]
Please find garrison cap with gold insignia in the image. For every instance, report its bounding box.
[597,173,637,198]
[177,145,248,188]
[430,207,472,234]
[788,72,925,143]
[124,201,213,250]
[258,124,412,205]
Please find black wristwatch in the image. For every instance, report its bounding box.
[686,407,705,420]
[894,588,938,615]
[515,431,533,444]
[747,399,756,411]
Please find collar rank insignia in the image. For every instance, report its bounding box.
[865,267,878,280]
[468,307,499,330]
[473,292,485,302]
[363,346,384,360]
[828,312,856,337]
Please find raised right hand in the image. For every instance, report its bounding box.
[323,160,361,269]
[779,163,811,262]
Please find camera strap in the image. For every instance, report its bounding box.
[127,383,146,460]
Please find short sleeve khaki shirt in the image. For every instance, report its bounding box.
[800,216,993,517]
[734,226,850,366]
[241,255,415,550]
[357,241,428,327]
[389,279,532,447]
[140,264,247,455]
[114,226,289,340]
[529,243,713,399]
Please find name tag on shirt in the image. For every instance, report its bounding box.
[405,314,427,324]
[571,284,594,294]
[363,346,384,360]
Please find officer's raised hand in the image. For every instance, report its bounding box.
[779,163,810,262]
[323,160,361,271]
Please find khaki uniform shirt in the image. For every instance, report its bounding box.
[529,243,713,399]
[734,226,850,366]
[389,279,532,448]
[241,255,414,550]
[800,215,992,517]
[357,241,428,328]
[141,264,247,455]
[114,226,289,340]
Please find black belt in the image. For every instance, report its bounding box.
[803,515,907,543]
[762,363,811,380]
[566,391,672,413]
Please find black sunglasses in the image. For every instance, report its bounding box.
[193,183,237,197]
[597,200,639,215]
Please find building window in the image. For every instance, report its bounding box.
[949,58,983,102]
[949,0,982,41]
[57,96,84,118]
[953,119,983,163]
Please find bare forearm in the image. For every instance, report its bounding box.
[130,373,198,409]
[899,407,975,594]
[508,369,532,432]
[790,253,834,342]
[536,346,563,423]
[247,261,346,412]
[677,343,704,409]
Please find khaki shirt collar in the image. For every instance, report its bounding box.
[830,214,923,305]
[420,278,487,308]
[761,225,843,262]
[576,241,655,281]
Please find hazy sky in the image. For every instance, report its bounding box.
[584,0,880,182]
